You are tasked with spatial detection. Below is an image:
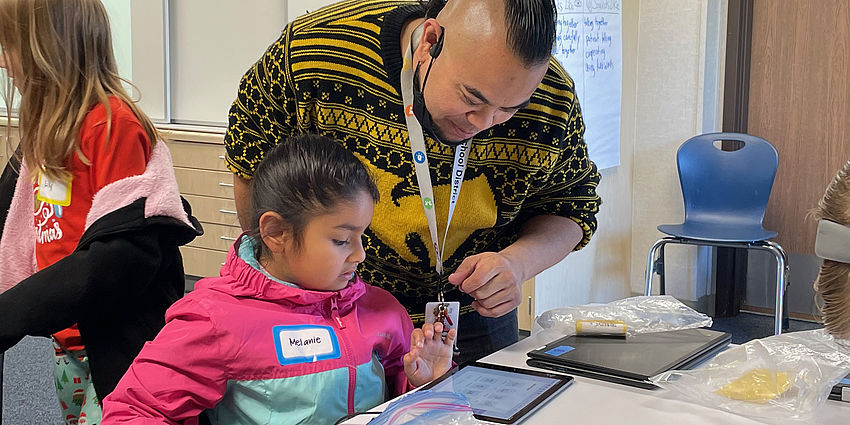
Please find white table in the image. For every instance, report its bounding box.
[343,333,850,424]
[474,332,850,424]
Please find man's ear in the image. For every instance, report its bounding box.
[415,18,444,63]
[258,211,290,255]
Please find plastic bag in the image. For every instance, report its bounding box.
[651,329,850,421]
[533,295,712,337]
[366,390,485,425]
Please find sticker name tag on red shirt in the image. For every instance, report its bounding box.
[273,325,341,365]
[37,173,72,206]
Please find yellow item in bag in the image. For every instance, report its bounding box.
[716,368,792,403]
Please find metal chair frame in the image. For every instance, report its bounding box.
[645,236,789,334]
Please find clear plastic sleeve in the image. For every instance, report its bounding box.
[366,390,485,425]
[651,329,850,421]
[533,295,713,336]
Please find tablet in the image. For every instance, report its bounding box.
[419,361,574,424]
[526,328,731,389]
[829,373,850,402]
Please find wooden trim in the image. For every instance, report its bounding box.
[180,245,228,278]
[741,304,820,322]
[165,139,228,171]
[714,248,748,317]
[181,194,239,227]
[173,167,234,199]
[159,128,225,145]
[714,0,755,317]
[518,278,535,332]
[2,116,226,144]
[188,221,241,252]
[156,123,226,135]
[0,117,19,128]
[722,0,754,133]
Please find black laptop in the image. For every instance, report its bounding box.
[526,328,731,389]
[829,373,850,403]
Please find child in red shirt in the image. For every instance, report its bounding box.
[0,1,201,423]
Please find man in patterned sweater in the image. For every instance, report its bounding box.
[224,0,601,363]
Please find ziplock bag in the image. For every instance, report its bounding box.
[652,329,850,421]
[366,390,484,425]
[533,295,712,337]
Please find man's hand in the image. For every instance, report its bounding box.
[447,216,584,318]
[447,251,525,318]
[403,322,457,387]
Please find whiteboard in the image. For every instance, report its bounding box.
[553,0,622,170]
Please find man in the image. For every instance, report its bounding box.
[225,0,600,363]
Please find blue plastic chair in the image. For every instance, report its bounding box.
[644,132,789,334]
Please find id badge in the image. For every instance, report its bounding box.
[424,301,460,334]
[37,173,72,206]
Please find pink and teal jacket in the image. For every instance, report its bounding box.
[102,235,414,425]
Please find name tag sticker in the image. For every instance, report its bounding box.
[545,345,575,357]
[37,173,72,206]
[273,325,341,365]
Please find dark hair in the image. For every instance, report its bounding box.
[250,134,379,260]
[421,0,446,18]
[421,0,557,66]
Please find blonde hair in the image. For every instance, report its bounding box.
[0,0,157,181]
[812,159,850,339]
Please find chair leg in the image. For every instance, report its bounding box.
[758,241,789,335]
[782,284,790,331]
[657,244,666,295]
[645,238,671,296]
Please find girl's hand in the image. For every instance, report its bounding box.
[403,322,457,387]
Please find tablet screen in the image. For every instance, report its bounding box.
[423,363,570,423]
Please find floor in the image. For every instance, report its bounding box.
[0,312,824,424]
[2,337,63,425]
[709,311,822,344]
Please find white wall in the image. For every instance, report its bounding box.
[170,1,288,126]
[288,0,338,19]
[629,0,712,300]
[535,0,726,314]
[102,0,132,81]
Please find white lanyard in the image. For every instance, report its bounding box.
[401,43,471,277]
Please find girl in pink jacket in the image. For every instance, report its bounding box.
[102,134,456,425]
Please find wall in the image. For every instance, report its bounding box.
[288,0,335,18]
[170,0,289,126]
[101,0,132,81]
[535,0,725,315]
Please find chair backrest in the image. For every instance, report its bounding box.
[676,132,778,226]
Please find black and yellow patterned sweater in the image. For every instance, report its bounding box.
[224,0,601,322]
